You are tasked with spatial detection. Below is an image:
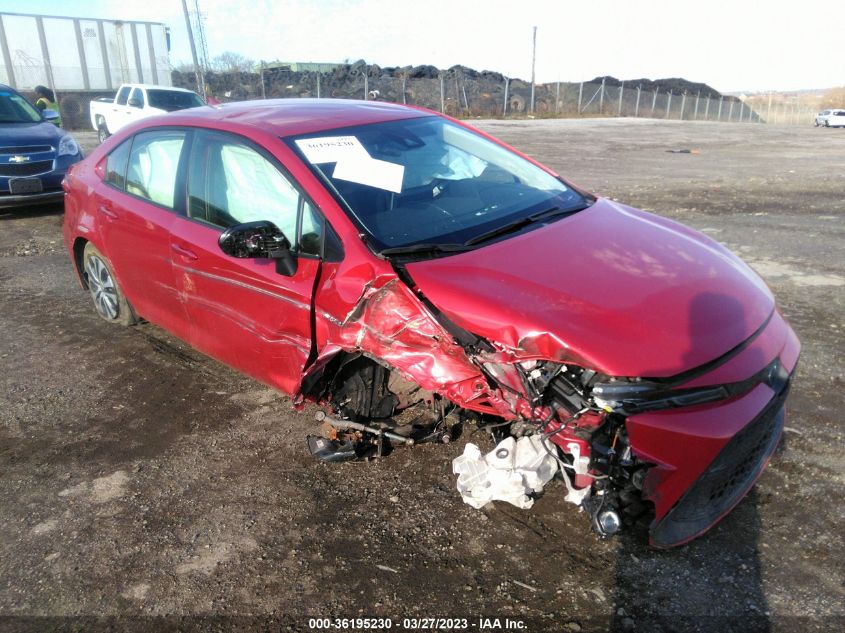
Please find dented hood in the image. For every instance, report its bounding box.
[405,199,774,378]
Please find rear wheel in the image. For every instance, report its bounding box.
[82,242,136,326]
[97,118,111,143]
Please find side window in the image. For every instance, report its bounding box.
[188,134,298,242]
[129,88,145,108]
[299,200,324,257]
[104,139,131,189]
[125,130,186,208]
[116,86,130,106]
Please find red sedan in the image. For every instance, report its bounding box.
[62,99,799,547]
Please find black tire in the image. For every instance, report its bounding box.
[825,121,830,127]
[82,242,137,326]
[97,119,111,143]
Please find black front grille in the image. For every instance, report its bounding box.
[0,160,53,177]
[650,380,790,547]
[0,145,52,154]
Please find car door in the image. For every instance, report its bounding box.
[111,86,131,132]
[169,129,328,395]
[93,129,191,338]
[125,87,145,126]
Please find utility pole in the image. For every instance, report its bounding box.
[529,26,536,115]
[181,0,205,96]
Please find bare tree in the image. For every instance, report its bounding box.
[211,51,255,73]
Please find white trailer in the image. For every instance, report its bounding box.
[0,10,171,92]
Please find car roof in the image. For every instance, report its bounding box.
[167,98,432,136]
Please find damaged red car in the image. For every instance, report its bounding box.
[62,99,799,547]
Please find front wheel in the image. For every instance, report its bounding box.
[82,242,136,326]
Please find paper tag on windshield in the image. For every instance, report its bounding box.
[295,136,369,163]
[333,156,405,193]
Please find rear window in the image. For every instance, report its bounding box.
[125,130,186,208]
[834,111,845,116]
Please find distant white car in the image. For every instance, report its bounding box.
[814,109,845,127]
[90,84,205,143]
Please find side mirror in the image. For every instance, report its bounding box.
[128,98,141,108]
[218,220,297,276]
[43,109,59,121]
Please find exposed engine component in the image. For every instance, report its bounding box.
[308,357,457,461]
[452,435,560,509]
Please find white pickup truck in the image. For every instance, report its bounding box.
[90,84,205,143]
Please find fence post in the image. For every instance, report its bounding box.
[666,91,672,118]
[617,80,624,116]
[717,96,723,121]
[635,85,641,117]
[599,78,605,114]
[402,75,406,104]
[680,92,686,120]
[454,74,461,115]
[363,71,368,100]
[440,74,444,113]
[503,77,509,116]
[577,81,583,114]
[651,89,657,116]
[728,99,734,121]
[704,96,710,120]
[694,91,700,120]
[767,93,772,123]
[316,73,320,98]
[555,80,560,114]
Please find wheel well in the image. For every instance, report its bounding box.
[72,237,89,289]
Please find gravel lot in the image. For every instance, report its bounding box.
[1,118,843,632]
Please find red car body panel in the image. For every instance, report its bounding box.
[62,99,799,547]
[404,199,774,378]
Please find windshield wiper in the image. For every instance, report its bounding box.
[464,203,589,247]
[378,242,471,257]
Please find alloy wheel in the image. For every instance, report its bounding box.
[85,255,119,320]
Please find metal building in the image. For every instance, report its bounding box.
[0,10,171,92]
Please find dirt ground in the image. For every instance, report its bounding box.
[1,119,843,633]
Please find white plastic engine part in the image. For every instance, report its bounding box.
[452,435,560,509]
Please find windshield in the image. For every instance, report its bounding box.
[288,116,588,252]
[0,90,43,123]
[147,89,204,111]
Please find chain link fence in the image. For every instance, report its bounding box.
[173,69,767,125]
[42,67,832,130]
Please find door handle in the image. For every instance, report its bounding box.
[171,243,198,261]
[98,205,118,220]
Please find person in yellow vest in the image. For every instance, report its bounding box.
[33,85,61,127]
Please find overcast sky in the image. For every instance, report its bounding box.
[2,0,839,92]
